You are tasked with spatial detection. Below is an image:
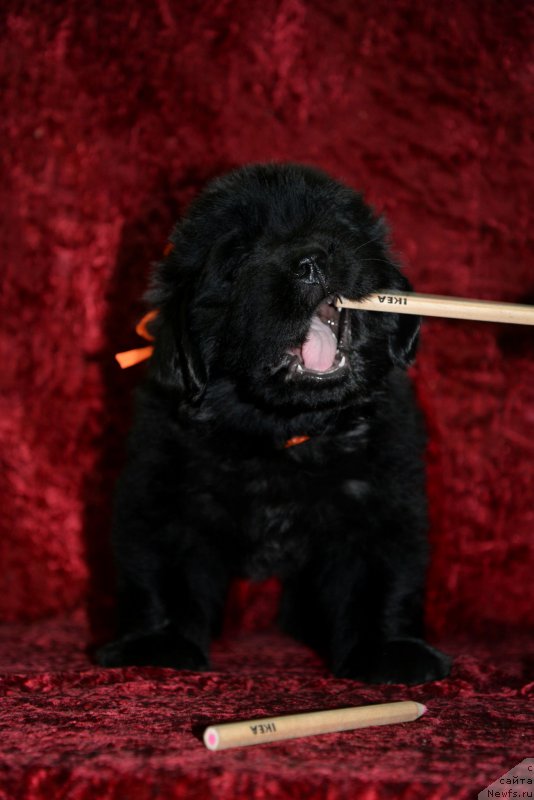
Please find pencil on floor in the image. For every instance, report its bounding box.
[203,699,426,751]
[336,292,534,325]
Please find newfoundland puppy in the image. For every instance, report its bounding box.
[97,163,451,685]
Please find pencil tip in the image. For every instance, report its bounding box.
[415,702,427,718]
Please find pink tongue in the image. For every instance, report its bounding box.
[301,317,337,371]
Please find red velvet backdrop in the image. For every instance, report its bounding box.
[2,0,532,633]
[0,2,533,798]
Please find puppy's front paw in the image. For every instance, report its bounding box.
[95,627,210,671]
[336,637,452,685]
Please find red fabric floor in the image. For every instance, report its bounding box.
[0,612,532,800]
[1,0,533,797]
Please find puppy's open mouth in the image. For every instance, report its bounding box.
[280,297,351,380]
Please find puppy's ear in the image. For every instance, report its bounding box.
[387,273,420,368]
[146,227,241,402]
[352,215,421,369]
[145,253,208,404]
[389,311,420,367]
[175,289,208,404]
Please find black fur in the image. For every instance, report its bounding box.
[97,164,451,685]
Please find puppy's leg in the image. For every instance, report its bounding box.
[281,553,451,685]
[96,519,228,670]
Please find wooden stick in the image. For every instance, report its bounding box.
[336,292,534,325]
[203,700,426,751]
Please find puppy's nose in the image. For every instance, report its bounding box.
[291,248,328,288]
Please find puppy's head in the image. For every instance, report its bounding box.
[147,164,419,413]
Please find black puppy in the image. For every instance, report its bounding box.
[97,163,451,685]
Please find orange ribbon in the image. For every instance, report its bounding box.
[115,309,158,369]
[284,436,310,448]
[114,240,176,369]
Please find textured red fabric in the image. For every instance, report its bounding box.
[1,0,533,797]
[0,612,532,800]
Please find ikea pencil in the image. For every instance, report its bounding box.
[203,700,426,751]
[336,292,534,325]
